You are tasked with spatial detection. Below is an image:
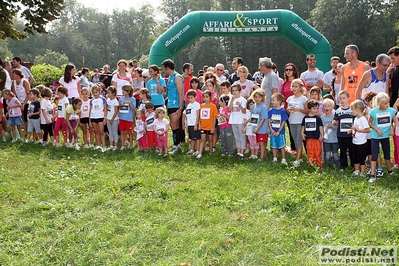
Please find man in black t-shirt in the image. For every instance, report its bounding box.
[387,46,399,107]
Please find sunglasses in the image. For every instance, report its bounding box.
[285,68,294,71]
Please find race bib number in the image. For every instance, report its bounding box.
[218,115,227,125]
[249,113,259,127]
[120,104,129,114]
[305,117,316,132]
[271,114,281,129]
[146,117,154,125]
[376,112,391,127]
[200,108,210,119]
[340,118,352,132]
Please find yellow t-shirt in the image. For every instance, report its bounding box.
[65,105,81,120]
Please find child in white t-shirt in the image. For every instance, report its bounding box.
[183,90,201,155]
[106,86,119,150]
[350,100,370,177]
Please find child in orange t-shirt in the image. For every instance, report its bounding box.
[197,90,218,159]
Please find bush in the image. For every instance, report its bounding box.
[31,64,63,88]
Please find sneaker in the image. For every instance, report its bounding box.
[393,164,399,169]
[163,153,168,156]
[228,154,234,157]
[88,144,94,148]
[83,144,89,149]
[193,151,199,156]
[25,139,29,143]
[196,154,202,159]
[113,146,118,151]
[281,159,287,165]
[272,158,278,162]
[353,170,360,176]
[212,148,216,153]
[221,153,226,157]
[368,176,377,183]
[293,160,300,166]
[376,169,384,177]
[155,150,160,153]
[187,149,194,155]
[67,143,73,148]
[359,172,366,178]
[388,171,395,176]
[120,146,125,151]
[11,139,17,143]
[256,158,263,162]
[205,147,209,151]
[237,153,244,159]
[244,149,250,154]
[75,144,80,150]
[158,153,163,156]
[170,147,180,155]
[129,146,133,150]
[2,136,6,142]
[95,145,102,150]
[101,147,106,152]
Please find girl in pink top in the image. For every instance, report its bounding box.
[2,89,24,142]
[153,107,170,156]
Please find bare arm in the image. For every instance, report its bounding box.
[355,71,371,100]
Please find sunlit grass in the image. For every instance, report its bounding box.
[1,138,398,265]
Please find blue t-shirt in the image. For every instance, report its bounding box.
[167,72,183,109]
[369,107,396,139]
[321,113,338,143]
[268,107,288,134]
[118,96,136,122]
[251,103,269,134]
[301,115,323,139]
[146,78,166,106]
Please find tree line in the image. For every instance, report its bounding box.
[0,0,398,76]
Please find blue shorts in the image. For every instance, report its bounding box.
[188,126,201,140]
[270,134,286,149]
[8,116,23,126]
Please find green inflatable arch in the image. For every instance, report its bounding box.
[148,9,332,72]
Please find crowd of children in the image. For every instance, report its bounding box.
[1,76,399,183]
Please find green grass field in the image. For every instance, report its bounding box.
[1,138,399,265]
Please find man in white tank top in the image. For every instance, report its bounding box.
[355,54,391,101]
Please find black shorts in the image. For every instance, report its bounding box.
[80,117,90,125]
[200,130,214,135]
[188,126,201,140]
[167,108,179,115]
[90,118,104,123]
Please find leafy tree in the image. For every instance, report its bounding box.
[34,49,69,68]
[310,0,399,61]
[188,37,228,71]
[0,0,64,40]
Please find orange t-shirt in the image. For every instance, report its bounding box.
[342,61,366,104]
[200,103,218,130]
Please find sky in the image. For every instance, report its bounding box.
[78,0,162,14]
